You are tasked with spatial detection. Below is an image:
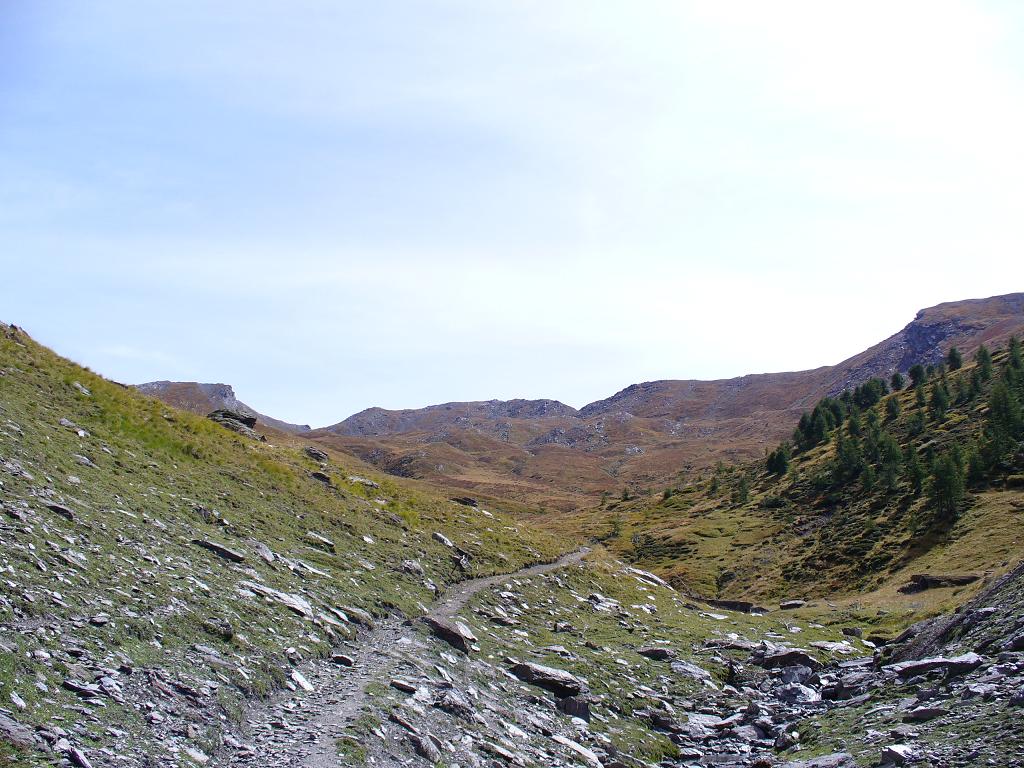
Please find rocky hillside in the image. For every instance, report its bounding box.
[134,381,312,435]
[3,324,1024,767]
[0,324,561,766]
[302,293,1024,510]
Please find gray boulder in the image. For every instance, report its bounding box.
[509,661,586,697]
[421,616,477,653]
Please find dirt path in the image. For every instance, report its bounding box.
[221,548,589,767]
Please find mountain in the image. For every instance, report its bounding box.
[310,292,1024,510]
[134,380,312,434]
[3,321,1023,768]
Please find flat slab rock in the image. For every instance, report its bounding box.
[0,713,37,748]
[238,580,313,618]
[758,648,823,671]
[421,616,477,653]
[509,661,586,697]
[192,539,246,563]
[885,652,984,678]
[552,734,602,767]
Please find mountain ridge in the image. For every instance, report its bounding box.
[136,292,1024,509]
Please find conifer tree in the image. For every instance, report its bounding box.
[947,346,963,370]
[1009,336,1023,371]
[976,344,993,381]
[879,432,902,492]
[904,446,925,496]
[914,385,926,409]
[930,382,950,421]
[929,452,965,525]
[847,409,862,437]
[885,394,901,421]
[983,380,1023,464]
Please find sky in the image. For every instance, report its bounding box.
[2,1,1024,427]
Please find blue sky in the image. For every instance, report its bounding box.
[3,1,1024,426]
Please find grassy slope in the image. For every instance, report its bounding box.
[0,326,564,764]
[555,350,1024,619]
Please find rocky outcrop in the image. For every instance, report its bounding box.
[206,409,265,441]
[136,381,311,433]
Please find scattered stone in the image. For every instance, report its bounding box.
[207,409,264,440]
[509,661,586,697]
[626,566,673,589]
[638,646,676,661]
[422,616,477,653]
[310,471,331,485]
[303,446,329,462]
[306,531,335,551]
[409,733,441,761]
[780,599,807,610]
[239,581,313,618]
[46,502,76,521]
[882,744,919,764]
[552,734,602,768]
[903,706,949,722]
[344,474,380,489]
[337,605,375,629]
[0,713,36,748]
[886,653,984,679]
[759,648,823,671]
[390,678,417,694]
[557,695,591,721]
[290,670,314,692]
[192,539,246,563]
[401,559,425,576]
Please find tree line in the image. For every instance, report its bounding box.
[771,338,1023,529]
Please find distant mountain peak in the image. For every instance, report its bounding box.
[134,381,311,434]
